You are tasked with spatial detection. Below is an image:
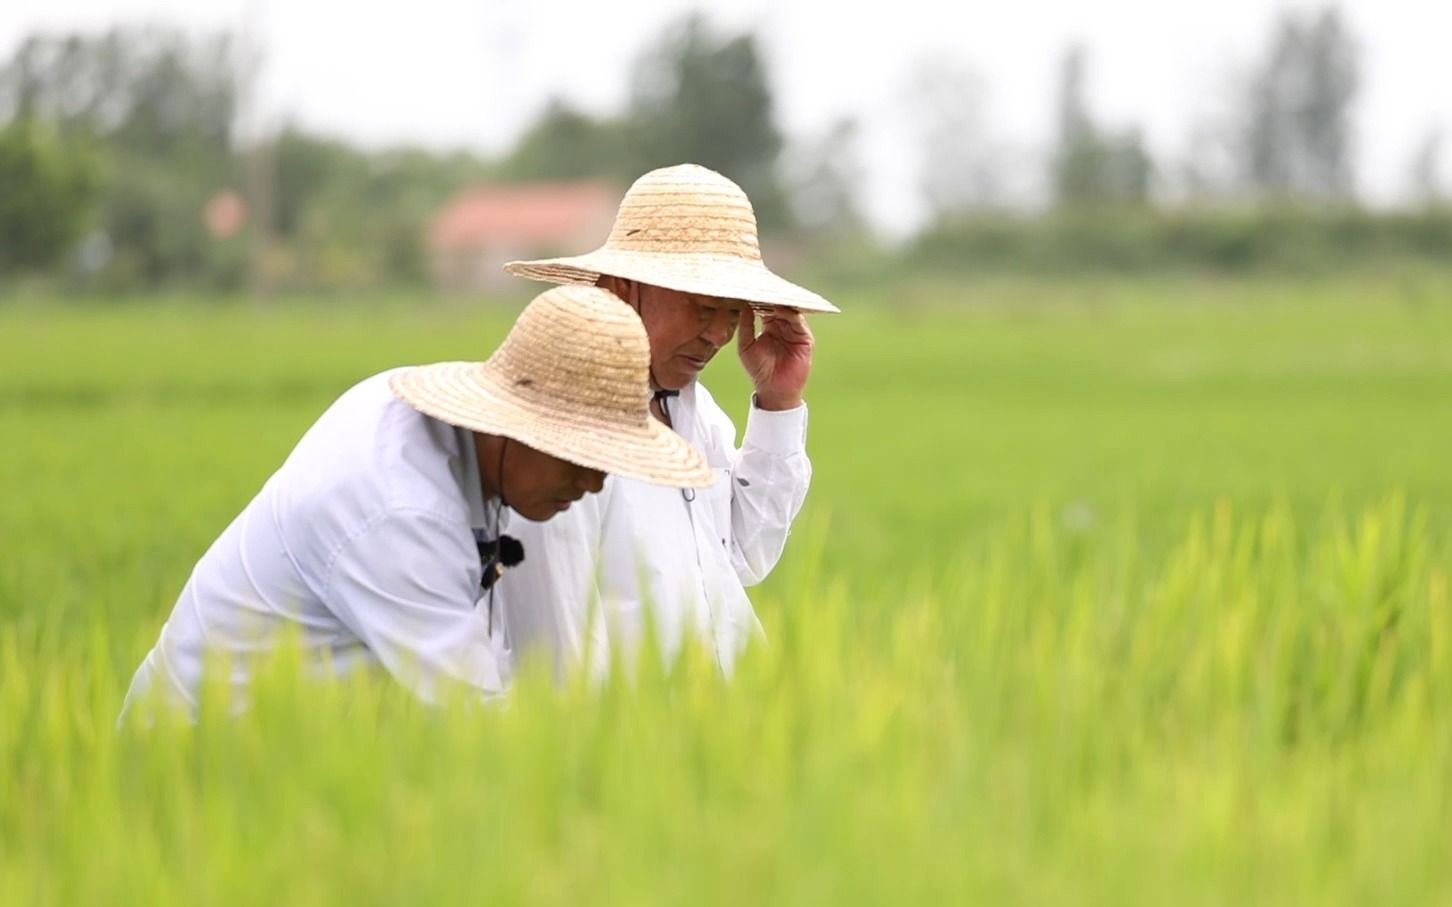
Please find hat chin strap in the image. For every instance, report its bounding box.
[646,388,694,505]
[495,437,512,513]
[479,436,524,633]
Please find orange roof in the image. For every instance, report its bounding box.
[429,181,620,252]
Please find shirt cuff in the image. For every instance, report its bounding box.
[744,397,808,456]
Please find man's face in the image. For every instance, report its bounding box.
[487,438,606,522]
[600,277,747,390]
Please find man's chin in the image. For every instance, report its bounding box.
[516,499,573,522]
[659,353,713,388]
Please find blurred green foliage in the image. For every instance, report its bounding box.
[0,16,798,294]
[2,278,1451,902]
[908,208,1452,276]
[0,9,1447,297]
[0,117,102,271]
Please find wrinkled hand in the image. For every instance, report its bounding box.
[737,307,814,411]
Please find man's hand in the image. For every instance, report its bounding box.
[738,307,814,411]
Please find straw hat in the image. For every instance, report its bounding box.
[505,163,840,314]
[390,285,712,488]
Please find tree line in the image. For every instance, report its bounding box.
[0,9,1446,293]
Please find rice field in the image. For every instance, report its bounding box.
[2,275,1451,904]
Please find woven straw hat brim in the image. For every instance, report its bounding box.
[390,362,713,489]
[506,250,841,314]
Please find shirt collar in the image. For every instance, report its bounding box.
[671,381,698,442]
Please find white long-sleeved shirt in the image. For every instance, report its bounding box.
[499,381,811,679]
[120,370,512,720]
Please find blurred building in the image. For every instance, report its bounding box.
[427,181,620,292]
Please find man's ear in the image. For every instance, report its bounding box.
[600,275,640,311]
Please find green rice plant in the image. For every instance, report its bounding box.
[2,278,1450,903]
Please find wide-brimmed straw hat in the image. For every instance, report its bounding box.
[390,285,712,488]
[505,163,840,314]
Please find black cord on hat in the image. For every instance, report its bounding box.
[477,438,525,634]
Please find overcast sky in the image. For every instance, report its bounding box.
[5,0,1449,233]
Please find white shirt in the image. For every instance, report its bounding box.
[121,370,512,719]
[499,381,811,679]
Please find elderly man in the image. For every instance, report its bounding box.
[500,163,839,678]
[121,286,710,720]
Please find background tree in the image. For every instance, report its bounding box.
[0,27,242,285]
[0,117,101,271]
[1239,8,1358,202]
[1050,44,1153,209]
[496,100,629,183]
[624,13,791,230]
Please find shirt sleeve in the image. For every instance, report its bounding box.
[321,508,510,704]
[727,399,812,586]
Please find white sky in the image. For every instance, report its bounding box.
[5,0,1449,233]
